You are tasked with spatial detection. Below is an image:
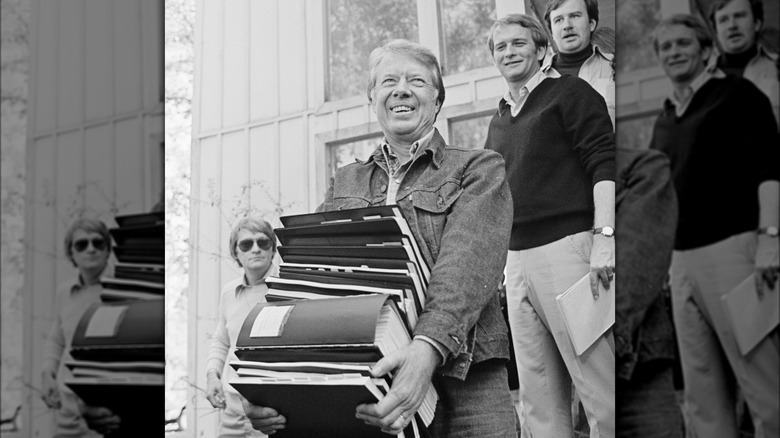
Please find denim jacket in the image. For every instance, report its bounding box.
[543,44,615,128]
[318,129,513,380]
[615,147,678,380]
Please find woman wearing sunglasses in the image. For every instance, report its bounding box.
[40,217,121,437]
[206,217,280,437]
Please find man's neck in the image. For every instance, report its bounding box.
[557,43,593,65]
[79,269,103,286]
[244,268,267,286]
[719,44,758,75]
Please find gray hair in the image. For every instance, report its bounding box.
[366,39,445,114]
[229,217,277,267]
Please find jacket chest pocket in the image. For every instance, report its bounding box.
[409,181,462,261]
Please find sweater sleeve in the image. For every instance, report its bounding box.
[562,76,615,185]
[206,286,232,374]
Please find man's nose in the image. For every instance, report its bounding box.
[392,78,412,96]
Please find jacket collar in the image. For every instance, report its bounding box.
[362,128,447,169]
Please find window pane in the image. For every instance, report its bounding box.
[327,0,418,101]
[329,136,382,178]
[449,115,492,150]
[616,116,656,150]
[616,0,661,72]
[440,0,496,75]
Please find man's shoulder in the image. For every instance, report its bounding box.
[221,276,243,295]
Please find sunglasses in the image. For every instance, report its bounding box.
[73,238,107,252]
[237,238,273,252]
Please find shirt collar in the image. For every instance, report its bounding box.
[234,254,279,296]
[500,68,553,116]
[668,67,725,109]
[370,127,436,165]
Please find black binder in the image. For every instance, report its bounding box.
[70,300,164,362]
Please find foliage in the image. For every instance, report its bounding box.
[440,0,495,75]
[1,0,29,416]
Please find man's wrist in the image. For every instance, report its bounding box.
[413,336,446,366]
[206,368,221,378]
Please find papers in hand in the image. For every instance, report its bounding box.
[556,274,615,356]
[721,274,779,356]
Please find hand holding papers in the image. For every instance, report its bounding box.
[557,274,615,356]
[721,274,779,356]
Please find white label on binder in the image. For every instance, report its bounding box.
[85,306,128,338]
[250,306,294,338]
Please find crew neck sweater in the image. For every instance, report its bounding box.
[552,44,593,77]
[650,75,778,250]
[485,75,615,250]
[717,44,758,77]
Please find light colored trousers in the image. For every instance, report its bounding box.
[671,232,779,438]
[505,231,615,438]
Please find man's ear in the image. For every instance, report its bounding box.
[590,19,596,34]
[702,45,713,62]
[536,45,547,62]
[754,19,762,34]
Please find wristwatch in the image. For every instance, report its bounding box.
[593,226,615,237]
[758,226,779,237]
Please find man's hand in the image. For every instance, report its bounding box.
[241,397,286,435]
[83,406,121,435]
[41,368,61,410]
[755,234,779,299]
[206,370,226,409]
[590,233,615,299]
[355,340,440,435]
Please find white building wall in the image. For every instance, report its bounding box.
[22,0,162,436]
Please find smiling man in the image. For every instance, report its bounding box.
[243,39,517,438]
[650,14,779,438]
[543,0,615,127]
[484,13,615,438]
[708,0,779,125]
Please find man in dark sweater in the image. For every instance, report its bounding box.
[707,0,779,125]
[649,14,779,438]
[484,13,615,438]
[542,0,615,127]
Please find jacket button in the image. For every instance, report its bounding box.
[380,184,387,193]
[458,362,466,368]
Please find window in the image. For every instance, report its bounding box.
[328,135,383,178]
[448,113,493,150]
[326,0,419,101]
[439,0,496,75]
[616,0,661,73]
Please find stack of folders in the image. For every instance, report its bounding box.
[229,206,437,437]
[102,211,164,302]
[230,294,436,438]
[269,205,430,331]
[64,299,165,436]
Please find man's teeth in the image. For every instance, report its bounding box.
[392,106,413,113]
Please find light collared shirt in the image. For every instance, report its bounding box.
[380,127,436,204]
[377,128,448,364]
[543,43,616,127]
[668,68,726,117]
[503,68,555,117]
